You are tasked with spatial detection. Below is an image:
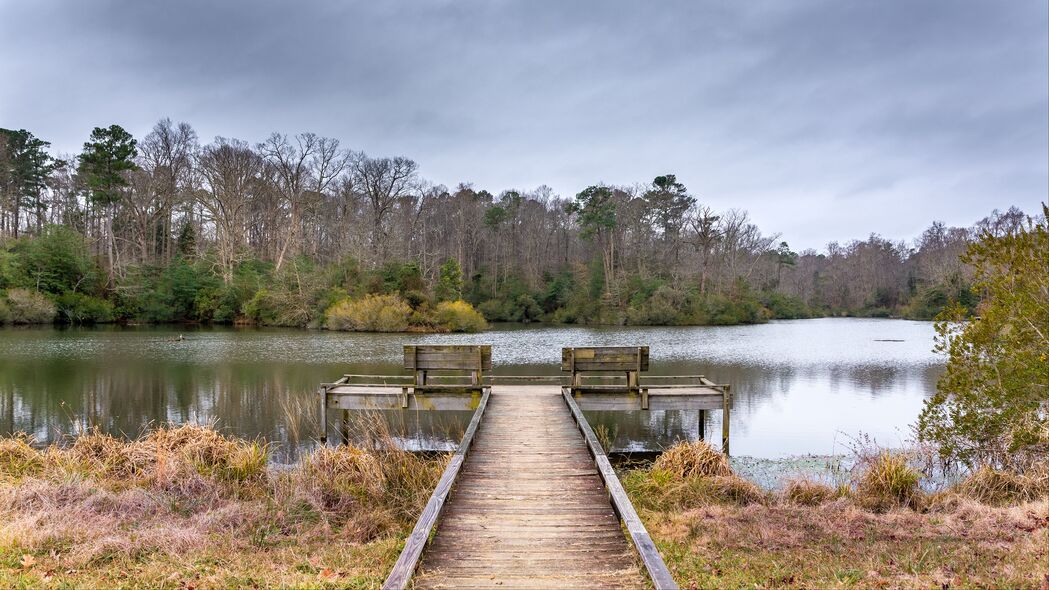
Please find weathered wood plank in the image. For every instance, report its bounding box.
[562,346,650,371]
[575,390,725,411]
[562,386,679,590]
[381,387,490,590]
[412,386,648,589]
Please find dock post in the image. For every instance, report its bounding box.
[721,385,731,456]
[319,386,328,444]
[341,410,350,445]
[698,409,705,441]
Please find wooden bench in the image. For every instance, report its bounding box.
[320,344,492,443]
[563,345,650,395]
[562,346,732,455]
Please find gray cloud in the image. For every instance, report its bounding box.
[1,0,1046,249]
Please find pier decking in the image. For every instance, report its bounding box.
[324,345,725,588]
[412,386,647,589]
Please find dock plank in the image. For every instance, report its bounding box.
[412,386,648,589]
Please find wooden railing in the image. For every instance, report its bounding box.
[561,387,679,590]
[381,386,491,590]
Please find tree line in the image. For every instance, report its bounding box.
[0,121,1036,328]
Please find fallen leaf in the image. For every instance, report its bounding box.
[20,554,36,569]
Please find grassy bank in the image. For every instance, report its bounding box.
[0,425,446,588]
[3,429,1046,589]
[623,442,1049,589]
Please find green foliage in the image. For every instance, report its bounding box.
[917,206,1049,471]
[759,291,812,319]
[626,285,686,325]
[3,288,56,324]
[77,125,138,207]
[568,185,617,239]
[434,300,488,332]
[903,272,976,320]
[56,292,114,324]
[0,128,59,219]
[325,294,412,332]
[16,225,99,295]
[435,258,463,302]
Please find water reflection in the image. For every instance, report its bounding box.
[0,319,942,460]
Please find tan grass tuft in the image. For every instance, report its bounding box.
[653,440,732,479]
[0,435,44,479]
[783,479,836,506]
[956,464,1049,505]
[855,451,922,512]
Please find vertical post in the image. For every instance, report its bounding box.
[319,386,328,444]
[570,349,580,390]
[721,386,731,456]
[698,409,705,441]
[341,409,350,446]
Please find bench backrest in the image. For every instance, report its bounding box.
[562,346,649,390]
[404,345,492,386]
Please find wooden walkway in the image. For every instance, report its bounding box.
[412,386,648,589]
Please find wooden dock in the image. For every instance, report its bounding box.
[324,345,726,588]
[409,385,650,589]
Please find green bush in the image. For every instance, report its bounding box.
[242,288,279,325]
[56,292,115,324]
[625,285,686,325]
[0,298,10,324]
[434,300,488,332]
[759,291,812,319]
[326,294,412,332]
[5,288,57,324]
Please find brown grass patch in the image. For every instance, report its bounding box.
[955,464,1049,505]
[854,450,923,512]
[653,440,732,478]
[783,479,836,506]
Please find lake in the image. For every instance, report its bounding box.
[0,318,943,462]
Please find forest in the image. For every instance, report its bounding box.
[0,121,1034,330]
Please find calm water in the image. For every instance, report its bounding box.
[0,319,942,461]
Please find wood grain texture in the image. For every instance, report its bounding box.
[412,386,648,590]
[382,388,491,590]
[562,388,679,590]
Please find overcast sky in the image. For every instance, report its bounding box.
[1,0,1046,250]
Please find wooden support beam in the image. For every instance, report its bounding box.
[722,385,731,457]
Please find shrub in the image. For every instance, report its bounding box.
[56,292,115,324]
[325,294,411,332]
[5,288,56,323]
[434,300,488,332]
[918,209,1049,471]
[855,451,922,512]
[625,285,686,325]
[0,298,9,324]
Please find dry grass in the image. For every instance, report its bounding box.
[625,441,1049,589]
[644,498,1049,589]
[854,450,923,512]
[0,424,447,588]
[653,440,733,479]
[626,442,767,510]
[955,463,1049,506]
[783,478,837,506]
